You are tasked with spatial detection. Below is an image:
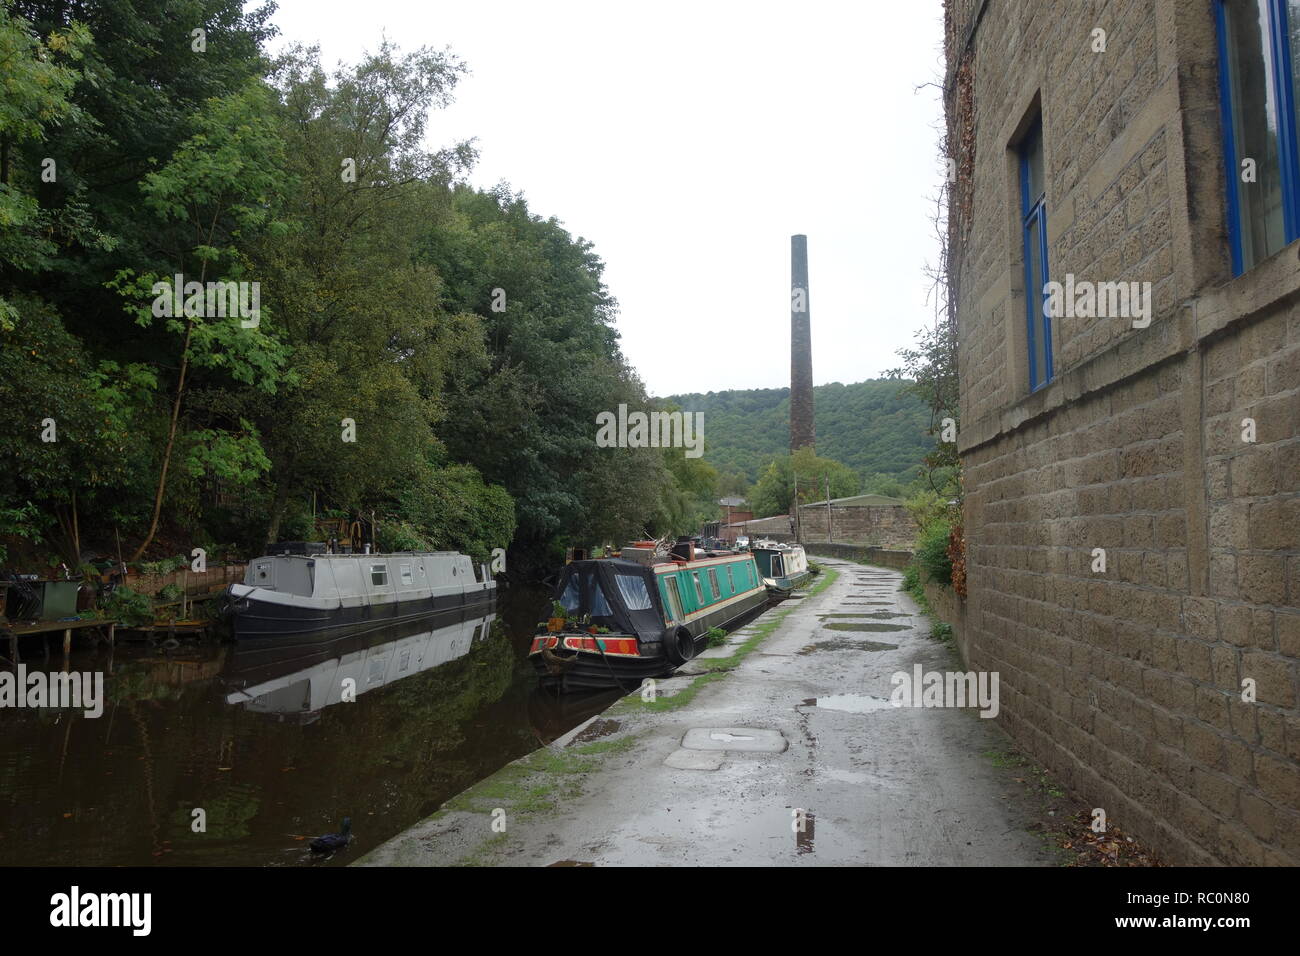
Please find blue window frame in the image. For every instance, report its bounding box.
[1216,0,1300,274]
[1020,117,1052,391]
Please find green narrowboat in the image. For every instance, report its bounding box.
[529,546,767,691]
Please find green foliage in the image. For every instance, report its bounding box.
[705,626,728,648]
[904,489,950,529]
[137,555,187,575]
[375,520,431,554]
[914,517,954,587]
[0,9,99,332]
[0,9,711,574]
[665,380,932,483]
[863,472,910,498]
[750,447,862,518]
[99,586,153,626]
[0,501,44,563]
[888,306,960,501]
[900,562,920,595]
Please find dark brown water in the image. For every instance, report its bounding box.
[0,585,620,866]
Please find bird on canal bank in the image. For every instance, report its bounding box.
[309,818,352,853]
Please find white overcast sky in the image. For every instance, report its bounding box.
[267,0,946,397]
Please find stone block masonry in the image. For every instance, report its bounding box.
[946,0,1299,865]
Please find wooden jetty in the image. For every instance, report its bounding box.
[0,618,116,664]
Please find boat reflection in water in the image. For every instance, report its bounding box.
[0,591,612,867]
[223,610,498,722]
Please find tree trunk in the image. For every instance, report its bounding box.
[264,479,292,548]
[130,317,195,562]
[53,492,81,568]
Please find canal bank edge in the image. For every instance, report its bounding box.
[353,566,841,867]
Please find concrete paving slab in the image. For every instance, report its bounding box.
[648,676,694,699]
[681,727,788,752]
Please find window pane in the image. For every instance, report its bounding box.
[559,574,580,612]
[1225,0,1287,268]
[665,578,682,620]
[615,574,652,610]
[586,573,612,616]
[1023,122,1045,208]
[1033,216,1050,385]
[1026,211,1047,388]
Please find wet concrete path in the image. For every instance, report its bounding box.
[359,559,1057,866]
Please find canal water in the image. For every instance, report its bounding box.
[0,585,620,866]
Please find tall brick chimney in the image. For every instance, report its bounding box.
[790,234,815,452]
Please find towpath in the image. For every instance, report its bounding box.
[357,558,1057,866]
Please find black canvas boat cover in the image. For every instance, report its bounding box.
[554,559,667,644]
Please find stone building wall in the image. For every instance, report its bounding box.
[795,503,917,550]
[733,503,916,550]
[949,0,1299,865]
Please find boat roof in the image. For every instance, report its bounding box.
[255,550,465,560]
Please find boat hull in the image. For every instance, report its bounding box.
[223,583,496,641]
[529,587,768,691]
[764,569,813,600]
[530,640,671,692]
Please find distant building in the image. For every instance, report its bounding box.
[735,494,915,549]
[715,497,753,543]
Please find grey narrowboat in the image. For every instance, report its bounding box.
[222,549,496,640]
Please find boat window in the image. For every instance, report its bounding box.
[399,563,413,586]
[664,578,684,621]
[587,573,613,617]
[370,564,388,586]
[726,566,735,592]
[615,574,653,610]
[693,572,705,603]
[559,575,581,612]
[772,556,783,576]
[708,568,720,598]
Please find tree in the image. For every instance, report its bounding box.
[0,297,157,564]
[247,43,485,546]
[0,8,97,330]
[108,81,292,559]
[750,448,860,518]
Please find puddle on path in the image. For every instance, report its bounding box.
[822,622,910,632]
[799,639,899,654]
[799,694,894,713]
[570,718,622,745]
[819,612,907,619]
